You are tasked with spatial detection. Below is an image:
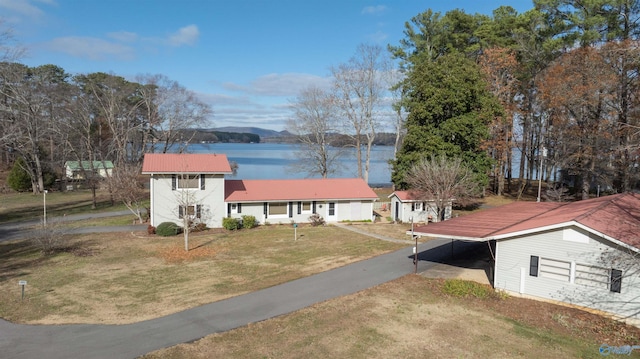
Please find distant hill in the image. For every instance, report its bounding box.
[213,127,291,138]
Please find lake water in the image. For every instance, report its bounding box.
[188,143,394,186]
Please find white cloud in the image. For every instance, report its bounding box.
[168,24,199,46]
[223,73,331,97]
[107,31,138,43]
[0,0,51,17]
[361,5,386,15]
[367,30,388,43]
[47,36,135,61]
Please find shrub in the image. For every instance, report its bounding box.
[308,213,325,226]
[442,279,494,299]
[147,225,156,235]
[222,217,241,230]
[7,157,32,192]
[192,222,208,232]
[241,215,258,229]
[156,222,182,236]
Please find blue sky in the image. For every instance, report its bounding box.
[2,0,534,131]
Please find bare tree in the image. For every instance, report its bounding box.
[406,155,481,221]
[108,163,147,223]
[0,64,68,193]
[136,74,212,154]
[288,85,343,178]
[173,173,210,252]
[331,44,390,183]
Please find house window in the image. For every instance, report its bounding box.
[529,256,539,277]
[414,202,423,211]
[328,202,335,216]
[539,257,571,282]
[269,202,287,216]
[610,269,622,293]
[179,205,201,219]
[302,202,311,212]
[177,174,199,189]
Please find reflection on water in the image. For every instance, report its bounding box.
[188,143,394,186]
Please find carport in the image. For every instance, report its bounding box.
[409,202,563,287]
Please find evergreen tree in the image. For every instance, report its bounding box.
[391,51,501,190]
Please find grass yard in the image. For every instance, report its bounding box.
[141,275,640,359]
[0,189,145,224]
[0,225,405,324]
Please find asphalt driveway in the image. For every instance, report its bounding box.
[0,215,488,359]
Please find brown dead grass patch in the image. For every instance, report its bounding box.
[157,244,219,264]
[142,276,640,359]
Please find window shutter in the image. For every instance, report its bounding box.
[227,203,231,216]
[263,202,268,217]
[200,174,205,190]
[288,202,293,218]
[238,203,242,214]
[196,205,202,218]
[411,203,415,211]
[312,201,316,214]
[172,175,176,190]
[178,205,184,219]
[297,202,301,214]
[529,256,539,277]
[610,269,622,293]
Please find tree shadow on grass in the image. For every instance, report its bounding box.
[0,240,49,282]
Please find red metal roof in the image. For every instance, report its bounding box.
[225,178,378,202]
[389,190,420,201]
[141,153,233,174]
[413,193,640,249]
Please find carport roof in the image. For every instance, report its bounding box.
[413,193,640,250]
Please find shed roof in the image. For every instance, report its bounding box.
[413,193,640,250]
[225,178,378,202]
[141,153,232,174]
[389,190,439,202]
[65,161,114,169]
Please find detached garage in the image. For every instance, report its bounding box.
[412,193,640,326]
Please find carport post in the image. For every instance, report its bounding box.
[451,239,454,259]
[411,217,417,274]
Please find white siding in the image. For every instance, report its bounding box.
[494,226,640,323]
[150,174,226,228]
[226,200,375,224]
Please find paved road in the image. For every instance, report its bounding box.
[0,210,146,242]
[0,214,479,359]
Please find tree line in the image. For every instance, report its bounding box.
[289,1,640,203]
[0,27,211,218]
[390,0,640,201]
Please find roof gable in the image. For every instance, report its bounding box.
[413,193,640,250]
[141,153,232,174]
[225,178,378,202]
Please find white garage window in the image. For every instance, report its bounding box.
[575,264,610,289]
[539,257,571,282]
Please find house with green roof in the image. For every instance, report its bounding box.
[64,161,114,180]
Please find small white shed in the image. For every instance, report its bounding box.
[388,190,451,223]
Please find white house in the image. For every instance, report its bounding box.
[141,153,378,228]
[388,190,451,223]
[65,161,114,179]
[412,193,640,325]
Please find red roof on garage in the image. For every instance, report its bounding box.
[413,193,640,249]
[225,178,378,202]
